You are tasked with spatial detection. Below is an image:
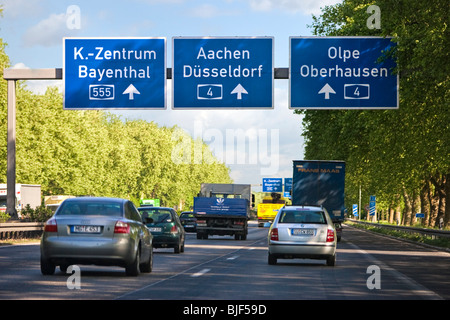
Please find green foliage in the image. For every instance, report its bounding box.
[300,0,449,227]
[20,204,53,222]
[0,212,11,222]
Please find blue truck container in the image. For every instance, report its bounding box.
[193,197,248,217]
[292,160,345,241]
[193,184,250,240]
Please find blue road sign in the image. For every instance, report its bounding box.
[290,37,398,109]
[173,37,273,109]
[369,195,376,216]
[262,178,282,192]
[63,37,166,109]
[353,204,358,216]
[284,178,293,193]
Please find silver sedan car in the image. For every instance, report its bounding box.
[40,197,153,276]
[268,205,337,266]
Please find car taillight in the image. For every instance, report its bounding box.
[327,228,335,242]
[270,228,279,241]
[114,220,130,234]
[170,225,178,234]
[44,218,57,233]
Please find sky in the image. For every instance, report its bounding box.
[1,0,341,191]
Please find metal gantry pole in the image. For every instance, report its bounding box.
[6,79,17,219]
[3,68,63,219]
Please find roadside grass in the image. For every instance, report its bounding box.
[0,237,41,246]
[345,221,450,250]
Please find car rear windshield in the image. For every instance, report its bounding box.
[57,201,123,217]
[139,209,173,223]
[278,210,327,224]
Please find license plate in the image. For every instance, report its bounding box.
[291,228,315,236]
[72,225,101,233]
[148,227,162,232]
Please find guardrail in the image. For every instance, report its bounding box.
[0,222,44,240]
[346,219,450,240]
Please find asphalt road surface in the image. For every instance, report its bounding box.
[0,223,449,301]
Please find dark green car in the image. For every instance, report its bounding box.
[138,207,185,253]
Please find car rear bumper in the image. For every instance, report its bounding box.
[152,234,180,248]
[40,235,136,266]
[268,241,336,259]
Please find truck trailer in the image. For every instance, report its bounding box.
[292,160,345,241]
[194,183,250,240]
[0,184,41,218]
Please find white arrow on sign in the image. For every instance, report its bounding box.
[231,84,248,100]
[318,83,336,99]
[123,84,140,100]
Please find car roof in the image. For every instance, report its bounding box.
[282,205,323,211]
[137,206,173,210]
[63,197,128,204]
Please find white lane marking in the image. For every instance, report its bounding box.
[227,255,239,260]
[347,241,443,300]
[191,268,211,277]
[115,237,265,300]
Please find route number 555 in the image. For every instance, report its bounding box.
[89,85,115,100]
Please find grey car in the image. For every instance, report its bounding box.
[40,197,153,276]
[268,205,337,266]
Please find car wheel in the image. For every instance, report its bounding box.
[268,253,277,265]
[40,256,56,275]
[126,249,140,276]
[180,239,185,253]
[140,246,153,273]
[174,241,181,253]
[326,254,336,266]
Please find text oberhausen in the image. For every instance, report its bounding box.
[298,46,389,78]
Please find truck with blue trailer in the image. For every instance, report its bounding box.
[194,183,250,240]
[292,160,345,241]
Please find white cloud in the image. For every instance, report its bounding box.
[22,12,81,48]
[248,0,342,15]
[189,4,220,18]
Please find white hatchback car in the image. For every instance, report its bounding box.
[268,205,337,266]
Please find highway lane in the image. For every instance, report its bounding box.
[0,223,449,300]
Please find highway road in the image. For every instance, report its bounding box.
[0,223,449,302]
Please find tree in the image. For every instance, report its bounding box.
[299,0,449,227]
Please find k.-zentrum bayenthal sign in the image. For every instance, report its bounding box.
[63,37,166,109]
[173,37,274,109]
[290,37,398,109]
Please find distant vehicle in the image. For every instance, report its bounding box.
[257,193,286,227]
[40,197,153,276]
[138,207,185,253]
[0,184,41,218]
[292,160,345,241]
[268,205,337,266]
[179,211,197,232]
[194,183,250,240]
[140,199,160,207]
[44,195,75,213]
